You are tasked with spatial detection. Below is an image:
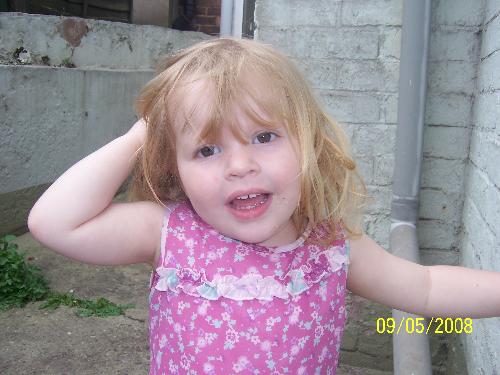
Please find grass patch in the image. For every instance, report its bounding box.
[0,235,134,317]
[41,292,134,317]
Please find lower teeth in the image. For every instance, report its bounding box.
[233,195,268,210]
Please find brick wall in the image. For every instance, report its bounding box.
[460,0,500,373]
[187,0,220,36]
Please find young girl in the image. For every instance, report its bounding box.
[28,37,500,374]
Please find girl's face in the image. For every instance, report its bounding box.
[173,80,302,247]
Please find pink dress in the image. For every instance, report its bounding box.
[149,201,350,374]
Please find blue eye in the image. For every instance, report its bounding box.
[196,145,221,158]
[195,132,278,158]
[254,131,278,144]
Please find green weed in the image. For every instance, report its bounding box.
[0,234,50,310]
[0,235,134,317]
[40,292,135,318]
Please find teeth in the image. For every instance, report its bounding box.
[236,193,262,200]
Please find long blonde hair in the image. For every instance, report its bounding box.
[127,37,372,245]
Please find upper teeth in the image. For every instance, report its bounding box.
[236,193,262,200]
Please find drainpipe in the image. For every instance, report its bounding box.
[220,0,234,36]
[390,0,433,374]
[220,0,244,37]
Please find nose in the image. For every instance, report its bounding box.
[224,144,260,179]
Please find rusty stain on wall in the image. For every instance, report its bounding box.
[57,19,88,47]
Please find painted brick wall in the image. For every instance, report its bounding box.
[254,0,498,373]
[255,0,401,255]
[254,0,401,372]
[461,0,500,373]
[419,0,482,267]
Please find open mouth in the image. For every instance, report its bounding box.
[227,193,273,220]
[229,193,270,210]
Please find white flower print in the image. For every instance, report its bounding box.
[297,365,307,375]
[203,362,214,373]
[205,332,217,344]
[197,300,210,315]
[318,346,328,363]
[269,252,281,263]
[197,336,207,348]
[235,243,251,257]
[221,312,231,322]
[250,335,260,345]
[309,245,320,258]
[289,306,302,325]
[260,340,272,351]
[314,325,324,340]
[225,329,239,344]
[180,353,190,370]
[176,231,186,242]
[159,334,168,349]
[185,238,196,249]
[266,316,281,331]
[232,356,250,373]
[177,301,190,314]
[217,246,228,257]
[233,363,243,373]
[156,350,163,370]
[290,344,300,356]
[168,358,177,372]
[173,322,182,334]
[298,336,310,348]
[317,283,328,301]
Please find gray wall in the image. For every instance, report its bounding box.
[254,0,400,371]
[0,13,212,236]
[461,0,500,373]
[254,0,497,373]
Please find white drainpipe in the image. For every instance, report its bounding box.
[220,0,244,37]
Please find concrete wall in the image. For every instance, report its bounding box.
[460,0,500,373]
[0,13,212,236]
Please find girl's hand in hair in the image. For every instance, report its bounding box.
[127,118,147,148]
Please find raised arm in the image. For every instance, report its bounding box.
[28,119,164,266]
[347,234,500,318]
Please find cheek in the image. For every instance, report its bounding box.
[177,161,220,199]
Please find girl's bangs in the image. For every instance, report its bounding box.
[175,70,289,146]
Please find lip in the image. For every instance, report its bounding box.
[225,188,272,205]
[226,193,273,221]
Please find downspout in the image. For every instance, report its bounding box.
[220,0,234,36]
[220,0,244,37]
[390,0,433,374]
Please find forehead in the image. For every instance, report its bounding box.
[171,77,278,143]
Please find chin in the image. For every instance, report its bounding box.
[226,229,272,245]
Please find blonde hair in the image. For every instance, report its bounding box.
[127,37,372,245]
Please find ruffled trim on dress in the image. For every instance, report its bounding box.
[154,247,349,301]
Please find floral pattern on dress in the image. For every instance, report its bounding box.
[149,201,350,375]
